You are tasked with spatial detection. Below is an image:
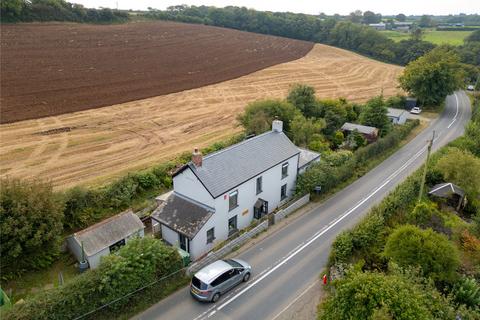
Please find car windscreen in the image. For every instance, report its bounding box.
[224,259,242,268]
[192,276,208,290]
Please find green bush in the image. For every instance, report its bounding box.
[319,271,455,320]
[383,225,460,284]
[4,237,183,320]
[0,178,64,279]
[452,276,480,310]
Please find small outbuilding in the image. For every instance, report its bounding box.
[428,182,467,211]
[387,108,408,125]
[405,97,417,110]
[67,210,145,269]
[341,122,379,143]
[297,147,321,174]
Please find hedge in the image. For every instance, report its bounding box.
[4,237,183,320]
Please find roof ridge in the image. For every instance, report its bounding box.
[199,130,279,162]
[74,210,134,236]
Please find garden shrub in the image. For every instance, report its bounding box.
[4,237,183,320]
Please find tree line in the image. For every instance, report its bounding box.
[1,0,128,23]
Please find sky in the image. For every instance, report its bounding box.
[73,0,479,16]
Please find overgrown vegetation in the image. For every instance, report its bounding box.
[1,0,129,23]
[320,94,480,319]
[3,237,185,320]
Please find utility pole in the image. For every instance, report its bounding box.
[418,130,435,203]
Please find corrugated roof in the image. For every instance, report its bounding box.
[180,131,300,198]
[151,192,214,239]
[341,122,378,135]
[429,183,465,198]
[72,210,144,256]
[387,108,407,118]
[298,147,321,169]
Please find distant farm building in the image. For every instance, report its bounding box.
[67,210,145,269]
[341,122,379,143]
[387,108,408,125]
[369,23,386,30]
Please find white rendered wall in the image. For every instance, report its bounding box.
[173,167,214,207]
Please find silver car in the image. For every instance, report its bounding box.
[190,258,252,302]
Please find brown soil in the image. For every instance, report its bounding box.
[0,21,313,124]
[0,42,403,190]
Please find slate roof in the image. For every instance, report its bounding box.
[151,192,214,239]
[298,147,321,169]
[429,183,465,198]
[72,210,144,256]
[387,108,407,119]
[341,123,378,135]
[175,131,300,198]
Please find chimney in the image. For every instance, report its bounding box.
[272,120,283,132]
[192,147,202,167]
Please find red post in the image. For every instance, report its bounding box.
[322,274,327,285]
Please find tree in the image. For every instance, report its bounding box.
[399,47,464,107]
[465,29,480,43]
[0,178,64,278]
[319,270,454,320]
[396,13,406,22]
[286,83,317,117]
[384,225,460,283]
[348,10,362,23]
[342,129,367,150]
[289,115,325,147]
[359,96,391,136]
[436,147,480,197]
[363,10,381,24]
[419,15,433,28]
[237,99,301,135]
[410,26,424,41]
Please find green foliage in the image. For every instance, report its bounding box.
[289,115,326,147]
[0,178,64,280]
[342,130,367,150]
[407,201,438,225]
[319,271,454,320]
[331,130,345,148]
[399,46,465,107]
[1,0,129,23]
[452,276,480,310]
[384,225,460,283]
[4,237,183,320]
[286,84,317,117]
[385,95,406,109]
[297,120,419,195]
[237,99,300,135]
[359,96,392,136]
[436,147,480,198]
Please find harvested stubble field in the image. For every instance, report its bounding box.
[0,22,403,189]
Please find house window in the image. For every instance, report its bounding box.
[207,228,215,244]
[281,184,287,200]
[229,190,238,211]
[282,163,289,179]
[228,216,238,236]
[256,176,263,195]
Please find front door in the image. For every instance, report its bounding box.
[179,233,189,252]
[254,199,268,219]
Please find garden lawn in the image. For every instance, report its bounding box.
[381,30,474,46]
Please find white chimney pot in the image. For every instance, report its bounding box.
[272,120,283,132]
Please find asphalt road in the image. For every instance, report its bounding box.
[136,91,471,320]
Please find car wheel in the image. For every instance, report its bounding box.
[243,272,251,282]
[212,292,220,303]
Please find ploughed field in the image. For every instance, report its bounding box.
[0,21,313,123]
[0,22,403,189]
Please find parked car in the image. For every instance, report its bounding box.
[467,85,475,91]
[190,259,252,302]
[410,107,422,114]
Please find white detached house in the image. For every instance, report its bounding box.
[152,120,319,260]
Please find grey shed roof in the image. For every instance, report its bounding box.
[151,192,214,239]
[298,147,321,169]
[175,131,300,198]
[387,108,407,119]
[341,123,378,135]
[429,183,465,198]
[72,210,144,256]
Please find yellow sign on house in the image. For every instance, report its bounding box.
[242,209,249,216]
